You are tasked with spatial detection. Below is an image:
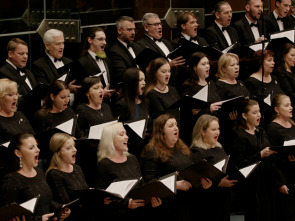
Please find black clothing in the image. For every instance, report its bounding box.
[264,12,294,38]
[146,86,180,121]
[171,35,208,48]
[32,55,72,85]
[215,80,250,100]
[273,69,295,105]
[0,111,34,143]
[180,80,221,145]
[75,103,114,136]
[233,17,264,46]
[0,167,60,220]
[205,22,240,51]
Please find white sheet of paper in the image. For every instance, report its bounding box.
[106,179,139,198]
[20,197,38,213]
[220,96,243,104]
[56,118,74,134]
[88,119,118,139]
[249,42,269,51]
[284,139,295,146]
[125,119,146,138]
[58,73,67,82]
[239,163,257,178]
[193,85,208,102]
[222,43,236,53]
[264,94,271,106]
[214,159,226,171]
[1,141,10,148]
[160,174,176,193]
[270,30,295,42]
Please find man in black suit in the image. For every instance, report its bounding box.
[0,38,37,97]
[0,38,38,119]
[107,16,141,86]
[76,27,115,99]
[289,0,295,27]
[172,11,208,47]
[205,1,240,51]
[31,29,79,92]
[264,0,293,37]
[233,0,265,46]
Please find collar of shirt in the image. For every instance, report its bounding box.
[273,11,283,20]
[181,33,191,41]
[215,20,227,32]
[45,50,61,63]
[117,38,130,49]
[88,50,99,60]
[6,59,25,76]
[245,15,258,26]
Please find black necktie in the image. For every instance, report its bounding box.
[222,26,229,32]
[95,56,105,61]
[54,57,62,62]
[250,23,259,27]
[190,36,198,41]
[153,38,162,42]
[277,17,283,21]
[127,42,133,49]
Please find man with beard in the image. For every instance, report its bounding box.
[205,1,240,51]
[233,0,265,46]
[264,0,293,37]
[107,16,141,86]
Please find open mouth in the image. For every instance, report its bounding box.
[72,154,76,160]
[35,155,39,163]
[99,94,103,99]
[165,76,169,82]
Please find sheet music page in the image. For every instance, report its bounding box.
[239,164,257,178]
[249,42,269,51]
[56,118,74,134]
[220,96,243,104]
[270,30,295,42]
[106,179,138,198]
[160,174,176,193]
[1,141,10,148]
[284,139,295,146]
[264,94,271,106]
[222,43,236,53]
[192,85,208,102]
[20,197,38,213]
[58,73,67,82]
[214,159,225,171]
[126,119,146,138]
[88,119,118,139]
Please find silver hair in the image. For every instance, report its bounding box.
[43,29,64,44]
[116,16,134,29]
[142,13,159,26]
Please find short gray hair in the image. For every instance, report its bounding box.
[116,16,134,29]
[43,29,64,44]
[142,13,159,26]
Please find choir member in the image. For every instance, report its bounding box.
[205,1,240,51]
[46,133,89,221]
[231,99,276,221]
[141,114,197,221]
[75,77,114,136]
[0,133,70,220]
[190,114,237,221]
[273,43,295,107]
[95,122,161,221]
[180,52,221,144]
[145,58,180,122]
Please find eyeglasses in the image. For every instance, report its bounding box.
[147,22,162,27]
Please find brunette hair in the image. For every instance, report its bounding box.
[234,99,259,130]
[276,43,295,71]
[272,94,295,125]
[142,114,190,162]
[252,49,275,72]
[78,77,102,104]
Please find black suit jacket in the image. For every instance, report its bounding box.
[172,35,209,48]
[136,35,174,57]
[205,22,240,51]
[31,55,72,85]
[289,15,295,28]
[75,52,112,87]
[264,12,294,38]
[233,17,263,46]
[107,39,141,85]
[0,62,38,96]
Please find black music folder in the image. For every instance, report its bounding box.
[135,47,164,69]
[128,172,177,204]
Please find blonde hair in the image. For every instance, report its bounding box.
[46,133,73,176]
[215,53,239,79]
[191,114,222,149]
[97,122,129,162]
[0,78,18,110]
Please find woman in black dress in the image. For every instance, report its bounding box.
[0,133,70,220]
[95,122,161,221]
[0,78,34,180]
[266,94,295,221]
[190,114,237,221]
[141,113,205,221]
[215,53,250,151]
[75,76,114,136]
[273,43,295,110]
[180,52,221,144]
[231,99,277,221]
[245,49,284,125]
[145,58,180,122]
[46,133,88,221]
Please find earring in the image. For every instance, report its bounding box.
[19,157,22,168]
